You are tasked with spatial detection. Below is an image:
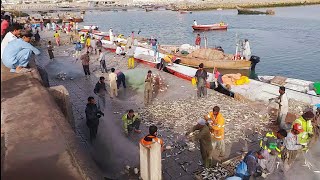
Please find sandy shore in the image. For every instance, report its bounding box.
[34,29,313,179]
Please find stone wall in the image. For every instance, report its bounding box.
[1,61,103,179]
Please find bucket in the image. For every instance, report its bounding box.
[191,77,197,86]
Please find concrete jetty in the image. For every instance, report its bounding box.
[1,58,103,179]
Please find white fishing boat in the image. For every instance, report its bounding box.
[166,64,319,105]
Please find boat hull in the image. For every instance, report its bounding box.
[178,56,251,70]
[237,8,275,15]
[192,24,228,31]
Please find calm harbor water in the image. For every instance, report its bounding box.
[82,5,320,82]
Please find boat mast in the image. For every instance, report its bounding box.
[235,33,238,60]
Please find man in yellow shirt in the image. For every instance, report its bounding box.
[204,106,225,157]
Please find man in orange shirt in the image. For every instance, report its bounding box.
[140,125,164,152]
[204,106,226,157]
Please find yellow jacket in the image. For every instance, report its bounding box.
[205,112,225,140]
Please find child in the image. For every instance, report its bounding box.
[47,41,54,61]
[74,41,82,61]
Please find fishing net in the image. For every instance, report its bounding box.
[186,48,233,61]
[124,68,148,93]
[123,68,167,93]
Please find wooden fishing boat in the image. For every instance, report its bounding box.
[175,48,251,70]
[237,6,275,15]
[73,17,83,22]
[63,18,73,23]
[52,18,62,23]
[179,11,192,14]
[192,24,228,31]
[178,56,251,70]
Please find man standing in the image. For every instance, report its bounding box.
[94,76,107,111]
[193,20,197,26]
[115,69,126,89]
[140,125,164,151]
[270,86,289,129]
[109,28,113,42]
[98,49,108,73]
[1,23,23,58]
[85,96,104,142]
[292,110,314,149]
[122,109,141,136]
[195,63,207,98]
[243,39,251,60]
[127,46,135,69]
[195,34,201,49]
[186,118,213,168]
[204,106,226,157]
[144,70,153,105]
[109,68,118,98]
[2,30,40,73]
[80,51,90,79]
[96,38,103,55]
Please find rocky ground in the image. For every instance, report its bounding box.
[34,30,316,179]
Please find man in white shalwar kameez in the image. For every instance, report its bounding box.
[109,28,114,42]
[271,86,289,130]
[243,39,251,60]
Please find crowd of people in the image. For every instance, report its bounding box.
[1,15,41,73]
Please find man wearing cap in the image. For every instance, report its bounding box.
[186,118,213,168]
[292,111,314,148]
[282,123,304,170]
[2,30,40,73]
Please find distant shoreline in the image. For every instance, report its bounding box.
[177,1,320,11]
[2,0,320,13]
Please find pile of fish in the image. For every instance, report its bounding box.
[56,72,67,80]
[140,92,273,145]
[197,164,230,180]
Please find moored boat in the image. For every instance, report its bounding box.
[73,17,83,22]
[145,9,153,12]
[179,11,192,14]
[175,48,251,70]
[178,56,251,70]
[192,23,228,31]
[237,6,275,15]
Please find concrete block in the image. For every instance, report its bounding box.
[49,85,75,130]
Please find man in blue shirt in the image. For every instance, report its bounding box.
[2,30,40,73]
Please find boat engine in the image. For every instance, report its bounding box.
[249,55,260,79]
